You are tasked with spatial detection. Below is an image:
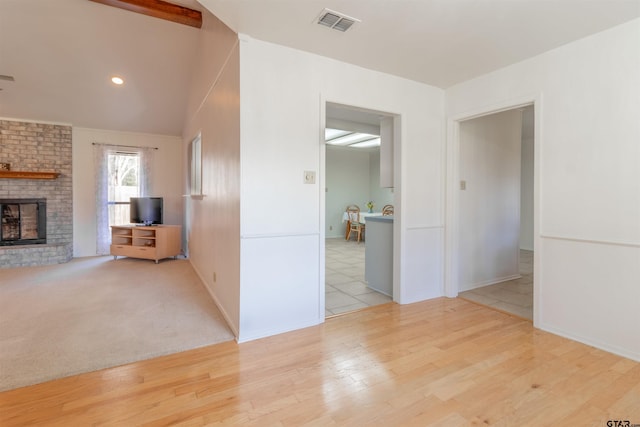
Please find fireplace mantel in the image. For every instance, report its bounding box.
[0,171,60,180]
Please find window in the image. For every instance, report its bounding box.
[108,152,140,226]
[95,143,154,255]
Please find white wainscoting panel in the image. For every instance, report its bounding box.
[539,237,640,361]
[400,226,444,303]
[239,233,322,342]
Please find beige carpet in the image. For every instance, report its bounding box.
[0,256,234,392]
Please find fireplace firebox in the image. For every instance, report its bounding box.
[0,198,47,246]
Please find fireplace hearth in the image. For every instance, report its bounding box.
[0,199,47,246]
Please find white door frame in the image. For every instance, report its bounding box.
[318,98,402,318]
[445,94,542,327]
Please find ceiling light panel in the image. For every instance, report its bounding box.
[325,128,351,140]
[327,132,377,146]
[350,138,381,148]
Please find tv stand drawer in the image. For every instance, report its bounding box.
[110,244,157,260]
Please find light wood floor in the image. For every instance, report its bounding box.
[1,298,638,426]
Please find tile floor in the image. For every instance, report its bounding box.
[325,237,393,317]
[459,250,533,320]
[326,238,532,320]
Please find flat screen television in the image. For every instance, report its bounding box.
[130,197,163,226]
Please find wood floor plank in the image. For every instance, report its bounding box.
[1,297,639,426]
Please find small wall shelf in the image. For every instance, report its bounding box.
[0,171,60,180]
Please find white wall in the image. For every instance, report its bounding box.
[325,147,370,238]
[324,148,394,238]
[520,106,535,251]
[72,127,183,257]
[459,109,522,291]
[446,19,640,361]
[181,10,241,336]
[238,35,445,342]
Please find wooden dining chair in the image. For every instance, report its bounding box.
[382,204,394,216]
[345,205,365,242]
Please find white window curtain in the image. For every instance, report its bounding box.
[94,144,155,255]
[138,147,154,197]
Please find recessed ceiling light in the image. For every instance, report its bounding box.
[111,76,124,85]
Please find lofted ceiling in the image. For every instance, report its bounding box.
[0,0,203,136]
[1,0,639,136]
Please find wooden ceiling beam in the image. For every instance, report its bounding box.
[89,0,202,28]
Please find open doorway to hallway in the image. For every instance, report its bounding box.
[323,103,396,317]
[456,105,535,320]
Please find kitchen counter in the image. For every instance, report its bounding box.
[365,216,393,296]
[365,215,393,224]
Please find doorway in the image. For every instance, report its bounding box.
[323,103,397,317]
[451,104,536,321]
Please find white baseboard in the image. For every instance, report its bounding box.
[237,318,322,343]
[460,274,521,292]
[539,322,640,363]
[189,259,239,340]
[325,233,344,239]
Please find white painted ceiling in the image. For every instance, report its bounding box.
[199,0,640,88]
[1,0,638,136]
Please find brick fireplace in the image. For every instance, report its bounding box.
[0,120,73,267]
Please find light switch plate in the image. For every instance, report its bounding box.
[304,170,316,184]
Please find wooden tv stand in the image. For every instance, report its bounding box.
[110,225,181,263]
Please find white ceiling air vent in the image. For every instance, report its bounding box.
[317,8,360,32]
